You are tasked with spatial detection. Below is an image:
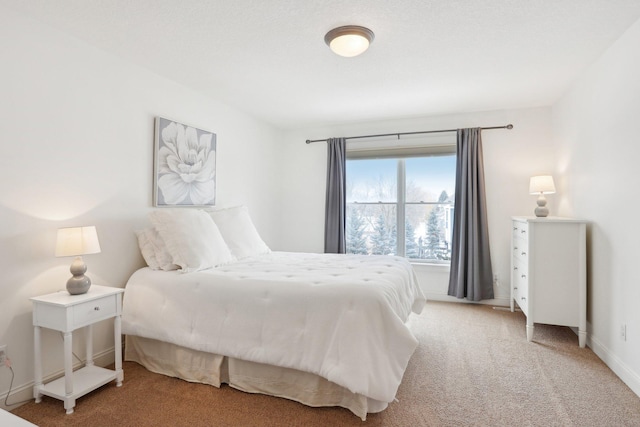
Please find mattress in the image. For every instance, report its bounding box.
[121,251,425,418]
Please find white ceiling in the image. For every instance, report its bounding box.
[5,1,640,130]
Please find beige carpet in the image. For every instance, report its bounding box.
[11,301,640,426]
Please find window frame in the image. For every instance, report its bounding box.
[346,143,456,263]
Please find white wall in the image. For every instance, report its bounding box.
[280,108,557,303]
[552,17,640,396]
[0,7,282,407]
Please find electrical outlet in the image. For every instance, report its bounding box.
[0,344,6,365]
[621,324,627,341]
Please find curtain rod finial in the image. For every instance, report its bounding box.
[506,124,513,129]
[305,140,311,144]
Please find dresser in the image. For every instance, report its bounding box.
[510,217,587,347]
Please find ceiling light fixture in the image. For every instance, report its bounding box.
[324,25,375,57]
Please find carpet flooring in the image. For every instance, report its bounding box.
[10,301,640,426]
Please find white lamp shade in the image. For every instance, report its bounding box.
[529,175,556,194]
[55,226,101,257]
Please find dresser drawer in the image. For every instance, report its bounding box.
[72,295,117,328]
[512,236,529,263]
[513,260,529,315]
[512,221,528,239]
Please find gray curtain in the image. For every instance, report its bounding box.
[324,137,347,253]
[448,128,494,301]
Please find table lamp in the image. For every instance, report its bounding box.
[529,175,556,217]
[55,226,101,295]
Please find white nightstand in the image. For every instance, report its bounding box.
[30,285,125,414]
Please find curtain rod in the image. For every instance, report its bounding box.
[305,124,513,144]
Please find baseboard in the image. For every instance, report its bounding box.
[0,347,115,412]
[587,334,640,398]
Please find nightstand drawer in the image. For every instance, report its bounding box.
[72,295,117,328]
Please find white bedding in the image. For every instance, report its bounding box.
[121,251,425,404]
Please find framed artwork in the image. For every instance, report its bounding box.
[153,117,217,207]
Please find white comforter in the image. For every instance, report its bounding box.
[121,252,426,403]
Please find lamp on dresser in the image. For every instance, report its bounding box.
[55,226,101,295]
[529,175,556,217]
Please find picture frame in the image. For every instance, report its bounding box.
[153,116,217,207]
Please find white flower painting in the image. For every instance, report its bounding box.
[154,117,216,206]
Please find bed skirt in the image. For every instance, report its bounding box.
[124,336,388,420]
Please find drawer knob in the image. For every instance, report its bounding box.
[521,274,526,279]
[521,297,526,301]
[94,307,100,311]
[513,266,518,270]
[521,252,526,256]
[521,230,526,234]
[513,287,518,290]
[513,227,518,230]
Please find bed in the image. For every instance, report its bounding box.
[121,207,425,420]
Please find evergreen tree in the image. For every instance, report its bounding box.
[424,190,450,259]
[371,213,392,255]
[405,221,419,258]
[425,208,442,259]
[346,211,369,255]
[388,220,397,256]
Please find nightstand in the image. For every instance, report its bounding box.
[30,285,125,414]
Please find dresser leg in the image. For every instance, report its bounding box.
[578,330,586,348]
[526,322,534,342]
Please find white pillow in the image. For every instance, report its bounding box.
[135,228,178,271]
[208,206,270,259]
[135,228,160,269]
[149,209,234,272]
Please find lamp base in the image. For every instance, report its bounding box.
[67,256,92,295]
[67,276,91,295]
[534,194,549,217]
[534,206,549,217]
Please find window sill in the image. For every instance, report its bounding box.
[410,261,450,270]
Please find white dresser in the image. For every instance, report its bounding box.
[510,216,587,347]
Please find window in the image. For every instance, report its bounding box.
[345,147,456,263]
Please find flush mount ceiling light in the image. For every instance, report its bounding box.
[324,25,375,57]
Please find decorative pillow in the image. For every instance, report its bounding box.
[149,209,234,272]
[208,206,270,259]
[135,228,178,271]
